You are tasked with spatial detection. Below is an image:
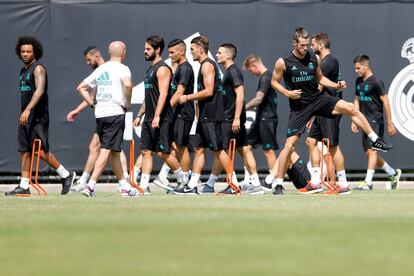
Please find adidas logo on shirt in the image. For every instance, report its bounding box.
[291,65,298,71]
[97,71,112,85]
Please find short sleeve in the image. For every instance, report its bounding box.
[258,73,271,94]
[83,71,97,88]
[375,79,387,96]
[230,66,244,88]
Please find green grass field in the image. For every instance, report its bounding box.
[1,189,414,276]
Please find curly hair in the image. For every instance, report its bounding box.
[15,36,43,60]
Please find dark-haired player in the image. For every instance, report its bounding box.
[306,32,349,194]
[202,44,263,195]
[133,35,187,194]
[153,39,194,190]
[175,35,238,194]
[6,36,76,196]
[352,55,401,190]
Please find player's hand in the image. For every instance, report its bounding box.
[178,95,187,104]
[66,110,79,122]
[351,122,358,133]
[288,89,302,99]
[133,116,141,127]
[152,115,160,128]
[387,123,397,136]
[19,109,30,126]
[337,81,346,91]
[232,118,240,133]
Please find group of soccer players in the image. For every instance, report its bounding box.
[6,26,401,197]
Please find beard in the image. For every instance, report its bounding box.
[145,53,156,61]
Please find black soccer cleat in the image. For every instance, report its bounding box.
[371,137,393,152]
[260,179,273,192]
[173,184,198,195]
[5,186,31,197]
[61,171,76,195]
[272,184,285,195]
[218,185,238,195]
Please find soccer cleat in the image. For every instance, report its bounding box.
[143,186,151,195]
[61,171,76,195]
[260,180,273,192]
[71,182,86,192]
[338,186,351,195]
[246,185,265,195]
[200,184,215,194]
[239,180,252,192]
[371,137,393,152]
[390,169,402,190]
[173,184,198,195]
[324,186,351,195]
[120,188,141,197]
[120,189,130,197]
[5,186,31,197]
[166,183,180,194]
[81,186,96,197]
[297,182,324,194]
[353,181,373,190]
[218,185,238,195]
[272,184,285,195]
[137,186,151,195]
[153,175,172,191]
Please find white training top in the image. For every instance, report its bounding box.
[84,61,131,118]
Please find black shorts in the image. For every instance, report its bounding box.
[140,121,172,153]
[248,120,279,150]
[96,114,125,152]
[196,122,223,151]
[286,94,340,138]
[362,120,384,151]
[221,121,248,150]
[18,122,49,152]
[308,116,342,146]
[188,133,201,152]
[173,119,193,147]
[286,158,310,189]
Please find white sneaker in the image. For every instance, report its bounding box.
[239,180,252,192]
[120,188,141,197]
[246,185,265,195]
[70,180,87,192]
[153,176,172,191]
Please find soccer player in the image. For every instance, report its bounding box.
[243,54,279,177]
[175,35,237,194]
[153,39,194,190]
[202,44,263,195]
[352,55,401,190]
[262,146,340,193]
[133,35,187,194]
[306,33,350,194]
[6,36,76,197]
[271,26,392,195]
[66,46,129,192]
[77,41,135,197]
